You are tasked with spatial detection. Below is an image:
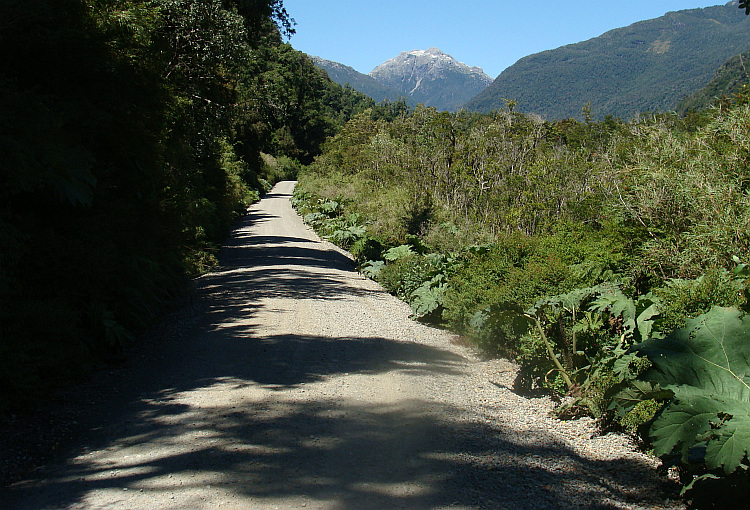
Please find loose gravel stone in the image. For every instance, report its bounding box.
[0,182,684,510]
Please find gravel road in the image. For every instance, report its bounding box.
[0,181,685,509]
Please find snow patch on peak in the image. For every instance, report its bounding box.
[405,47,445,59]
[368,47,493,111]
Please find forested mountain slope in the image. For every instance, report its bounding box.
[464,3,750,119]
[677,47,750,112]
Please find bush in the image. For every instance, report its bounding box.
[377,253,430,299]
[442,233,580,335]
[654,267,747,332]
[350,237,384,264]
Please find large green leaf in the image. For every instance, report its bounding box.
[409,277,444,318]
[590,288,661,343]
[638,307,750,400]
[649,395,720,462]
[608,379,672,418]
[704,403,750,473]
[637,307,750,474]
[383,244,414,262]
[470,302,533,337]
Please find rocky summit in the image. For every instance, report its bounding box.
[369,47,493,111]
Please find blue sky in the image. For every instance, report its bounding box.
[282,1,727,78]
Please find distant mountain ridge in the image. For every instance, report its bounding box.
[464,3,750,119]
[311,48,491,111]
[369,47,493,111]
[310,56,410,105]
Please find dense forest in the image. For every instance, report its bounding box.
[293,97,750,501]
[0,0,383,411]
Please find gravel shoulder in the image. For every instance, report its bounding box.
[0,181,684,509]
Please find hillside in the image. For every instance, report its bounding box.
[370,47,492,111]
[464,3,750,119]
[311,56,412,105]
[676,47,750,112]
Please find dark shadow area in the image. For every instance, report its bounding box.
[260,192,293,200]
[244,235,316,245]
[174,332,466,390]
[0,393,679,510]
[216,211,356,277]
[0,313,683,509]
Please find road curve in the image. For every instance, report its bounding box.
[0,181,682,509]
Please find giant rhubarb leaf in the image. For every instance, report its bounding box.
[636,306,750,474]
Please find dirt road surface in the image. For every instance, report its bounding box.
[0,181,683,509]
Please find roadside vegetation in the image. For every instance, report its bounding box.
[0,0,374,413]
[293,98,750,503]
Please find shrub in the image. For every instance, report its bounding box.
[654,267,747,332]
[441,233,580,336]
[377,253,428,299]
[350,237,384,264]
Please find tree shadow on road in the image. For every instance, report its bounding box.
[1,388,679,509]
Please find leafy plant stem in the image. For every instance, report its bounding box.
[527,313,575,391]
[571,306,578,355]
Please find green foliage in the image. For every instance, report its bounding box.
[676,47,750,114]
[611,108,750,281]
[619,398,663,435]
[441,229,619,342]
[350,237,384,264]
[468,282,667,417]
[292,189,371,250]
[0,0,370,412]
[590,288,662,344]
[630,306,750,494]
[469,301,533,356]
[325,221,367,249]
[236,36,375,166]
[655,268,747,332]
[383,244,415,262]
[377,253,426,299]
[360,260,385,279]
[296,36,750,500]
[406,253,456,320]
[260,153,301,182]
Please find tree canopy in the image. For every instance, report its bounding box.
[0,0,374,410]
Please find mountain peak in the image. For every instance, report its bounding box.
[369,48,492,111]
[410,47,443,57]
